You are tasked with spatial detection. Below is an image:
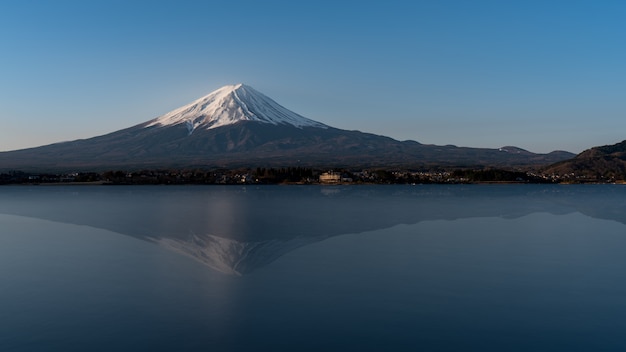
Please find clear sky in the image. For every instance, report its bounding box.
[1,0,625,153]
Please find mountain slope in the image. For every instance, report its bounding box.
[0,84,575,172]
[544,140,626,180]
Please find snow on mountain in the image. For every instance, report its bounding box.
[146,84,328,133]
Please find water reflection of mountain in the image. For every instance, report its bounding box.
[0,185,624,275]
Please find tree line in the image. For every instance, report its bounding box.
[1,167,566,185]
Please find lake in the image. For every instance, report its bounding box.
[1,184,626,351]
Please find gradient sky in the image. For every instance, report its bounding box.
[1,0,625,153]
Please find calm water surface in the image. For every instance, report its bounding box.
[1,185,626,351]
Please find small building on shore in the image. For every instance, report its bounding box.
[319,171,341,184]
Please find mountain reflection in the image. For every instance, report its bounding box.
[154,233,318,276]
[0,185,625,275]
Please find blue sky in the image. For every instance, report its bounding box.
[1,0,625,153]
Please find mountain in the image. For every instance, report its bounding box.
[0,84,574,172]
[544,140,626,181]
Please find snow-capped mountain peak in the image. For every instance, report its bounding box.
[146,84,327,133]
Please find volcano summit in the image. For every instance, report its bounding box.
[0,84,573,172]
[146,84,328,132]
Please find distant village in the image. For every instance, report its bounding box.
[1,167,620,185]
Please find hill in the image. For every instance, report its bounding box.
[544,140,626,181]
